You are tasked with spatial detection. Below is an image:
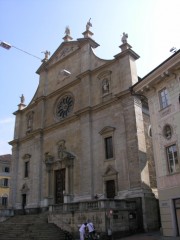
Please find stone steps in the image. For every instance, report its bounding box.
[0,213,67,240]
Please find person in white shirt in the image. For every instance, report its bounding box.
[87,220,95,240]
[79,222,87,240]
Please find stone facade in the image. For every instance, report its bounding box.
[9,25,159,235]
[133,50,180,237]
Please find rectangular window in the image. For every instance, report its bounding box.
[166,144,179,173]
[2,197,7,206]
[3,178,8,187]
[24,161,29,178]
[106,180,115,198]
[4,167,10,173]
[159,88,169,109]
[105,137,113,159]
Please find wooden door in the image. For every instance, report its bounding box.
[22,194,26,209]
[55,169,65,204]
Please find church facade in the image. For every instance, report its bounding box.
[9,22,159,235]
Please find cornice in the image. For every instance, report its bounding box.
[133,50,180,92]
[114,48,140,60]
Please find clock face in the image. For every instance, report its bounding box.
[56,95,74,119]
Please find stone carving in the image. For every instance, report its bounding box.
[121,32,128,44]
[86,18,92,30]
[42,50,50,61]
[98,70,112,96]
[57,140,75,167]
[65,26,71,36]
[163,125,172,139]
[58,140,66,159]
[59,47,74,58]
[20,94,25,104]
[102,78,109,94]
[21,183,29,194]
[44,152,54,168]
[26,111,34,133]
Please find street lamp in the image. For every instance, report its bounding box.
[0,40,42,60]
[0,41,11,50]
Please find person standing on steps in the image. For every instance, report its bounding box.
[87,220,95,240]
[79,222,87,240]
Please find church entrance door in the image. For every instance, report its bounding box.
[22,194,26,209]
[55,169,65,204]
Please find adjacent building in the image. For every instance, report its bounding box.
[9,22,159,235]
[132,50,180,237]
[0,154,11,208]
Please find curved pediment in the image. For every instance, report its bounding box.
[22,154,31,160]
[99,126,116,135]
[97,70,112,80]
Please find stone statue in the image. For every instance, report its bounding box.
[20,94,25,103]
[44,50,50,60]
[86,18,92,30]
[44,152,54,165]
[65,26,70,36]
[121,32,128,44]
[58,140,66,159]
[102,79,109,93]
[41,50,50,61]
[27,113,33,129]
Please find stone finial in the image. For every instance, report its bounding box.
[63,26,73,42]
[121,32,128,44]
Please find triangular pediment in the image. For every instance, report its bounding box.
[21,183,29,194]
[36,37,100,74]
[103,165,118,176]
[48,41,80,67]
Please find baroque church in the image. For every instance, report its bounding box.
[9,21,160,235]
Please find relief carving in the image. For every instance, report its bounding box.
[57,140,75,167]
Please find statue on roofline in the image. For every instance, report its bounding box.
[20,94,25,104]
[65,26,71,36]
[86,18,92,30]
[121,32,128,44]
[41,50,50,61]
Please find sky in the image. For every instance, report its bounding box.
[1,0,180,155]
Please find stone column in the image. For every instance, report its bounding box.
[63,156,74,203]
[44,154,54,205]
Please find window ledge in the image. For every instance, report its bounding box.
[159,104,171,118]
[105,158,115,161]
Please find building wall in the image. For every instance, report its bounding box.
[133,51,180,236]
[148,73,180,236]
[0,155,11,208]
